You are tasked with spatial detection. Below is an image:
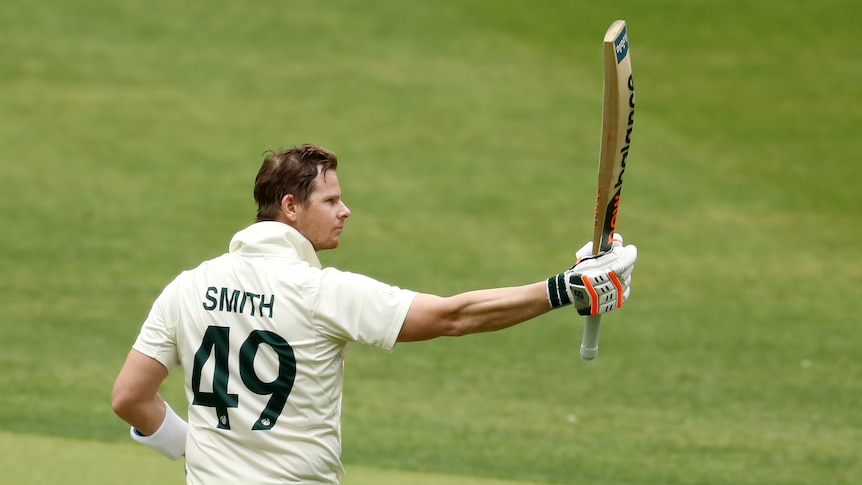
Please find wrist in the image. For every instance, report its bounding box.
[546,273,572,309]
[130,401,188,460]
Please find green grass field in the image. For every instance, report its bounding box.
[1,0,860,483]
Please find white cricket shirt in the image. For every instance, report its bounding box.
[133,222,417,484]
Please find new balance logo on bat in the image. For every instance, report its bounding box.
[614,74,635,190]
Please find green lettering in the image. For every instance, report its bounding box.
[203,287,218,311]
[220,288,242,312]
[245,292,260,316]
[259,294,274,318]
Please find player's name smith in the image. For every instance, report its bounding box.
[202,286,274,318]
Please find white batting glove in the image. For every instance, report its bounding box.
[547,235,637,315]
[574,233,624,262]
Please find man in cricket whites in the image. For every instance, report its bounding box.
[111,144,638,484]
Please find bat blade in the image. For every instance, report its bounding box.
[580,20,635,361]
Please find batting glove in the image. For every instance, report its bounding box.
[546,235,637,315]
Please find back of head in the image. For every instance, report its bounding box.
[254,144,339,222]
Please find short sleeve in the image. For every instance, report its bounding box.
[311,269,417,351]
[132,278,182,372]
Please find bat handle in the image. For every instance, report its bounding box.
[580,314,602,360]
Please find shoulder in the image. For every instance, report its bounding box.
[315,268,417,315]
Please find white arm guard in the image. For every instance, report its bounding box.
[130,401,188,460]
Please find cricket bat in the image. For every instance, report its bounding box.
[579,20,635,360]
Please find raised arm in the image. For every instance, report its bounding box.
[398,282,550,341]
[397,241,638,342]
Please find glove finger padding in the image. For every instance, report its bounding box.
[574,233,625,262]
[617,267,633,304]
[575,241,593,262]
[546,244,637,315]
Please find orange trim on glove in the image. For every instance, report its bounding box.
[609,271,624,308]
[580,274,600,316]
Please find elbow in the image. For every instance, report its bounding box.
[111,383,144,423]
[400,294,472,341]
[429,296,482,337]
[428,299,472,337]
[111,386,132,420]
[442,315,471,337]
[398,294,484,342]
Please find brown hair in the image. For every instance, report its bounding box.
[254,144,339,222]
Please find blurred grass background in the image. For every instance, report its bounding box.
[1,0,860,484]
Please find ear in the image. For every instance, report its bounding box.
[281,194,299,222]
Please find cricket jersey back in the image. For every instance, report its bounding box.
[132,222,416,484]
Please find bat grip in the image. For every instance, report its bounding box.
[580,314,602,360]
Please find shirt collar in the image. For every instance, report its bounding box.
[228,221,322,268]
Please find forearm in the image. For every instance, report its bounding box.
[400,282,551,341]
[126,397,187,460]
[447,282,551,334]
[119,393,168,436]
[398,239,637,343]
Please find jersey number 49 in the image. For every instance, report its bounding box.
[191,325,296,431]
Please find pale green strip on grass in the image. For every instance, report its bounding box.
[0,431,539,485]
